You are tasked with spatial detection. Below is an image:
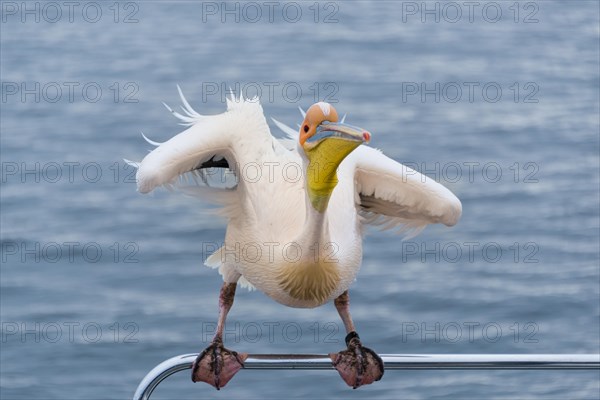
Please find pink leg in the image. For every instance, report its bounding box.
[191,282,247,390]
[330,291,384,389]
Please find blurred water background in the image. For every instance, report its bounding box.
[1,1,599,399]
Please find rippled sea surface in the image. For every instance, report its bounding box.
[1,1,599,399]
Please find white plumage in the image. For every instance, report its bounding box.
[133,90,462,308]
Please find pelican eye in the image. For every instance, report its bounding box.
[303,125,309,133]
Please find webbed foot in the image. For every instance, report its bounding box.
[191,338,247,390]
[329,332,384,389]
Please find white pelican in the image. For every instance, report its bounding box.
[131,91,462,389]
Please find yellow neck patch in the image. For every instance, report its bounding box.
[304,138,361,212]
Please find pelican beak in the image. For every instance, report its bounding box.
[302,120,372,212]
[307,121,371,145]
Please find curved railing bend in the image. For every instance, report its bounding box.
[133,353,600,400]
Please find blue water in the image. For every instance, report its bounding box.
[1,1,599,399]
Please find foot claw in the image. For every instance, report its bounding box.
[329,332,384,389]
[191,339,247,390]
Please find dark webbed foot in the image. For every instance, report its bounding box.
[191,338,247,390]
[330,332,384,389]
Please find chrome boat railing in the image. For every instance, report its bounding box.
[133,353,600,400]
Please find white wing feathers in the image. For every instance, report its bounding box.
[270,117,298,150]
[349,146,462,235]
[135,119,235,194]
[135,92,273,194]
[134,90,302,196]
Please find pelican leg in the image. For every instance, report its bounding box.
[329,291,384,388]
[192,282,247,390]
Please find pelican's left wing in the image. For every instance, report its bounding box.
[348,146,462,235]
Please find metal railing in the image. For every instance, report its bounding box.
[133,353,600,400]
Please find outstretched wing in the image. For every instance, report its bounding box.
[135,118,238,194]
[346,145,462,236]
[129,91,292,290]
[131,92,277,195]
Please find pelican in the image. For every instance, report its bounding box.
[130,90,462,389]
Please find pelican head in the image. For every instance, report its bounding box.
[299,102,371,212]
[300,102,371,148]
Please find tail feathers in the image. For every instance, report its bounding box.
[205,247,256,291]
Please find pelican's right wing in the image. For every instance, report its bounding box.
[349,146,462,235]
[135,118,237,194]
[131,94,274,195]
